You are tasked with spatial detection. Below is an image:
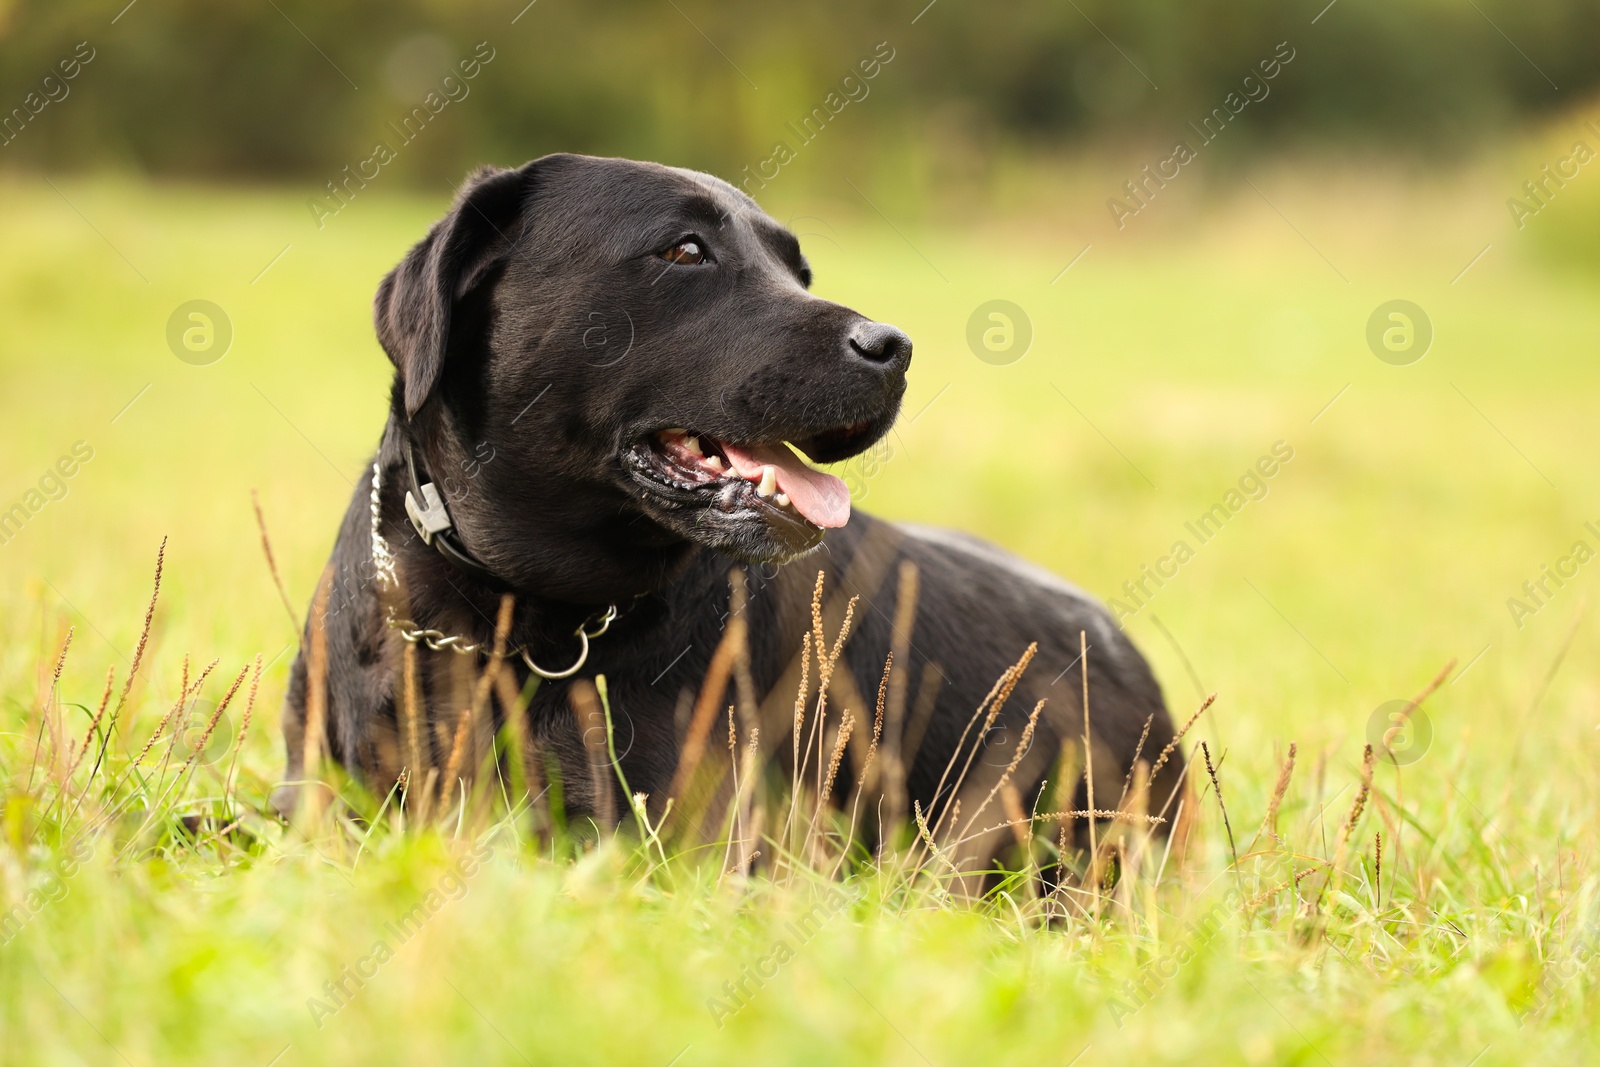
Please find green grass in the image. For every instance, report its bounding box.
[3,161,1600,1065]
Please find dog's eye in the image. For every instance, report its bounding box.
[660,238,708,265]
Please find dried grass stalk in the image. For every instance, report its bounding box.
[1381,660,1455,759]
[223,653,264,800]
[66,665,117,783]
[669,599,743,802]
[108,537,166,748]
[1079,631,1098,890]
[570,678,616,830]
[134,659,218,767]
[1116,713,1154,810]
[958,697,1046,840]
[252,488,301,633]
[448,595,517,798]
[1257,741,1297,845]
[28,626,74,789]
[1148,692,1216,829]
[790,631,813,794]
[1339,744,1376,847]
[817,710,855,809]
[881,560,918,835]
[1149,692,1214,785]
[297,570,333,826]
[1245,859,1330,910]
[858,651,890,789]
[1200,742,1240,878]
[400,643,428,796]
[175,662,250,782]
[491,662,544,825]
[926,643,1037,843]
[1000,782,1030,855]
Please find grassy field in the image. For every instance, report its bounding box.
[2,158,1599,1065]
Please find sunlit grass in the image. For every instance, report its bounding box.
[2,164,1599,1064]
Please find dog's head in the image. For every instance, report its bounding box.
[374,154,910,600]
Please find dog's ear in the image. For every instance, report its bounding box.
[374,163,532,418]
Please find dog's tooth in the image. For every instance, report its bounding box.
[704,455,725,471]
[663,427,687,436]
[775,492,790,507]
[757,465,777,498]
[684,436,703,456]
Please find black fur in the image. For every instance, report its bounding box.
[274,154,1184,854]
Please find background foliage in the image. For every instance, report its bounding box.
[3,0,1598,183]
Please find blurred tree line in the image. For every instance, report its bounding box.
[0,0,1595,185]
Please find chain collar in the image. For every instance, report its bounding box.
[369,461,616,679]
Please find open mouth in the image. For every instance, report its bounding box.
[639,424,874,528]
[621,416,886,562]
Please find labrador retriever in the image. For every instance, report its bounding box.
[273,153,1185,860]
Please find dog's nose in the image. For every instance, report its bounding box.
[847,321,912,370]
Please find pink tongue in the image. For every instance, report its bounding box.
[719,441,851,529]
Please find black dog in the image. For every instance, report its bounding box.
[274,154,1183,862]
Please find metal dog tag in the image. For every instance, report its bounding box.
[404,482,453,544]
